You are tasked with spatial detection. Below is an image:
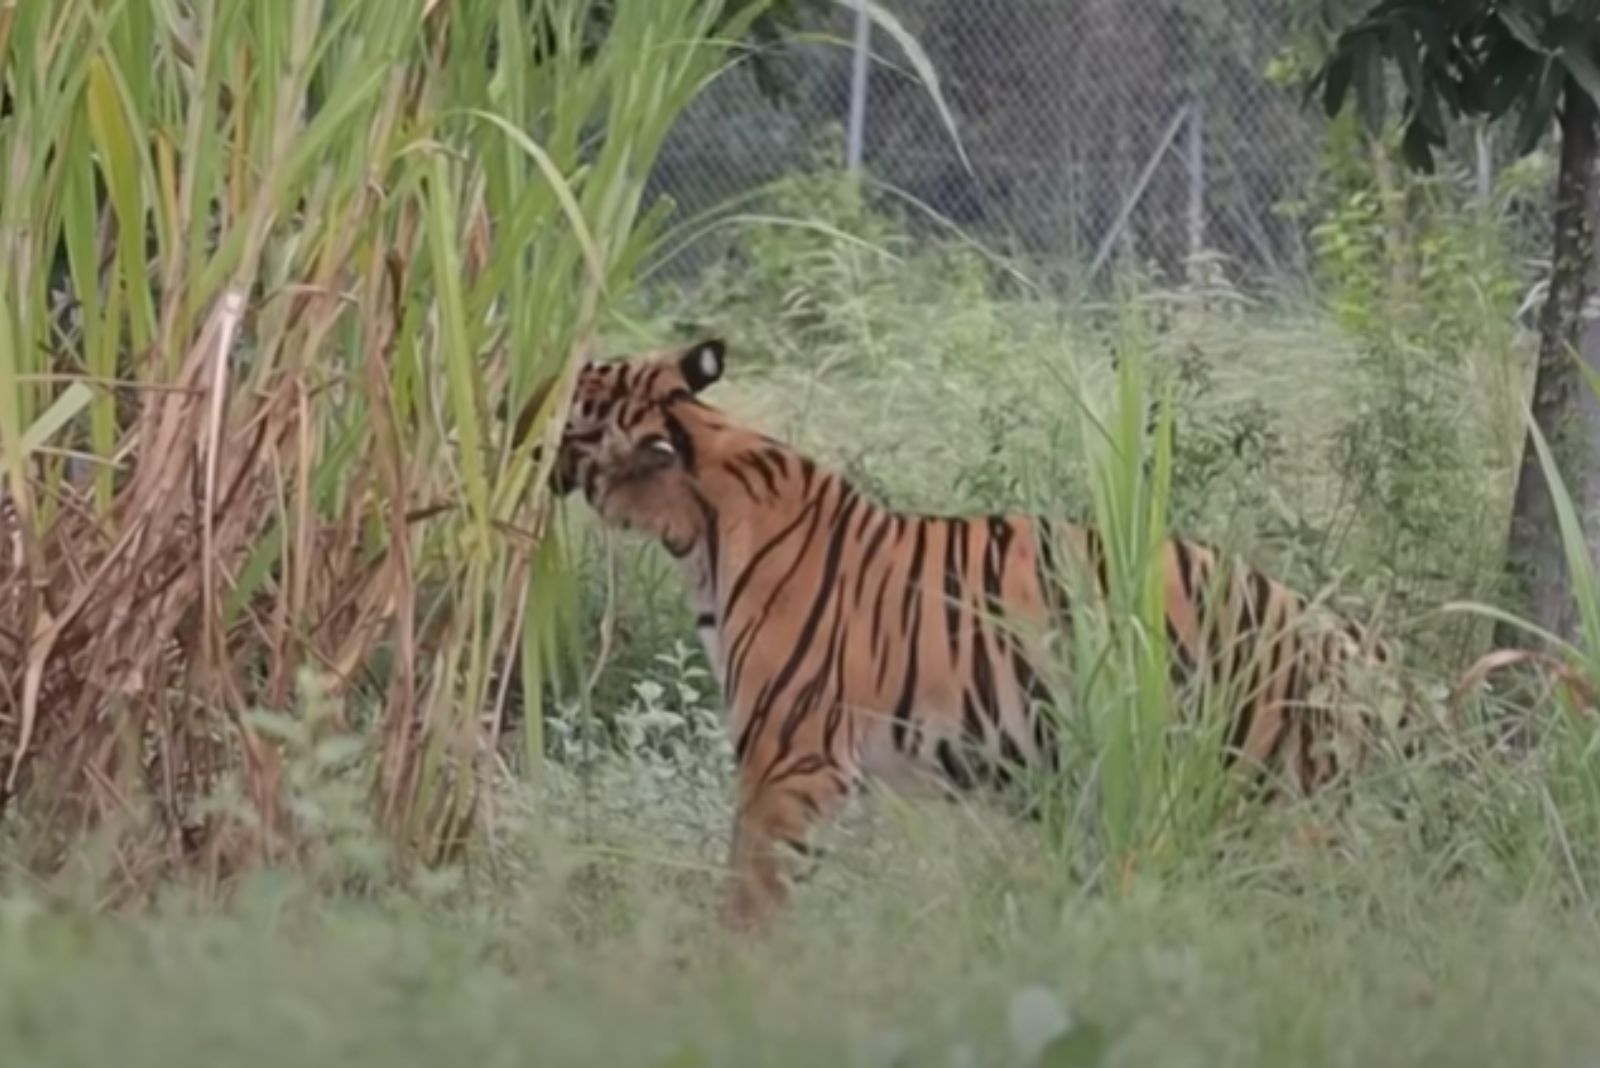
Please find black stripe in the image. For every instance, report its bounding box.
[972,621,1000,725]
[1035,519,1063,626]
[901,521,929,629]
[723,493,825,623]
[724,495,828,705]
[983,517,1010,615]
[1031,694,1058,774]
[661,410,696,471]
[820,617,854,760]
[1227,570,1271,688]
[1248,570,1275,630]
[936,739,976,791]
[1166,618,1195,690]
[724,459,760,500]
[944,520,967,661]
[767,752,829,786]
[692,489,720,593]
[1191,550,1216,634]
[854,513,894,604]
[890,608,923,751]
[763,446,789,477]
[781,836,815,858]
[773,589,852,769]
[997,729,1026,789]
[871,563,896,690]
[738,491,860,764]
[1083,524,1109,595]
[1296,715,1316,793]
[564,427,604,447]
[1230,569,1277,714]
[961,691,987,748]
[1173,537,1195,601]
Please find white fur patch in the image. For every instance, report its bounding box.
[694,344,721,381]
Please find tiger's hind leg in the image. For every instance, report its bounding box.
[722,742,858,932]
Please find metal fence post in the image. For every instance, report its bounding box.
[1087,104,1191,285]
[1475,123,1493,206]
[1186,97,1205,276]
[845,1,871,172]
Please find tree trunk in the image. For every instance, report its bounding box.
[1496,82,1600,650]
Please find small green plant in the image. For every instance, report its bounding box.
[1158,344,1285,537]
[951,401,1028,513]
[545,640,733,849]
[181,667,389,895]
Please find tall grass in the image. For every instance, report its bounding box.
[0,0,775,889]
[1442,361,1600,900]
[1024,300,1242,888]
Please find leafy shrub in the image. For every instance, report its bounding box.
[1308,116,1531,662]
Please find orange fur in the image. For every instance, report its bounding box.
[543,338,1412,930]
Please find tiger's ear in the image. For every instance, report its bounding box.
[678,338,725,393]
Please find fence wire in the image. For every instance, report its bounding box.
[647,0,1334,288]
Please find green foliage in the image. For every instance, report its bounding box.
[215,670,392,893]
[1302,112,1529,660]
[1313,0,1600,171]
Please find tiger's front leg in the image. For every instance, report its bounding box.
[721,722,858,932]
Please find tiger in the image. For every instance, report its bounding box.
[520,337,1420,930]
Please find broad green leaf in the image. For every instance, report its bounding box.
[1355,32,1388,134]
[1514,56,1560,155]
[1558,40,1600,106]
[1319,51,1355,116]
[1415,77,1447,137]
[1390,18,1424,103]
[1499,6,1549,53]
[1401,116,1437,172]
[1481,36,1539,118]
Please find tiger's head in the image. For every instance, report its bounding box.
[518,337,728,555]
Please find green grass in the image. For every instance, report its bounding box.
[5,786,1600,1068]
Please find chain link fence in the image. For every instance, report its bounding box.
[647,0,1335,288]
